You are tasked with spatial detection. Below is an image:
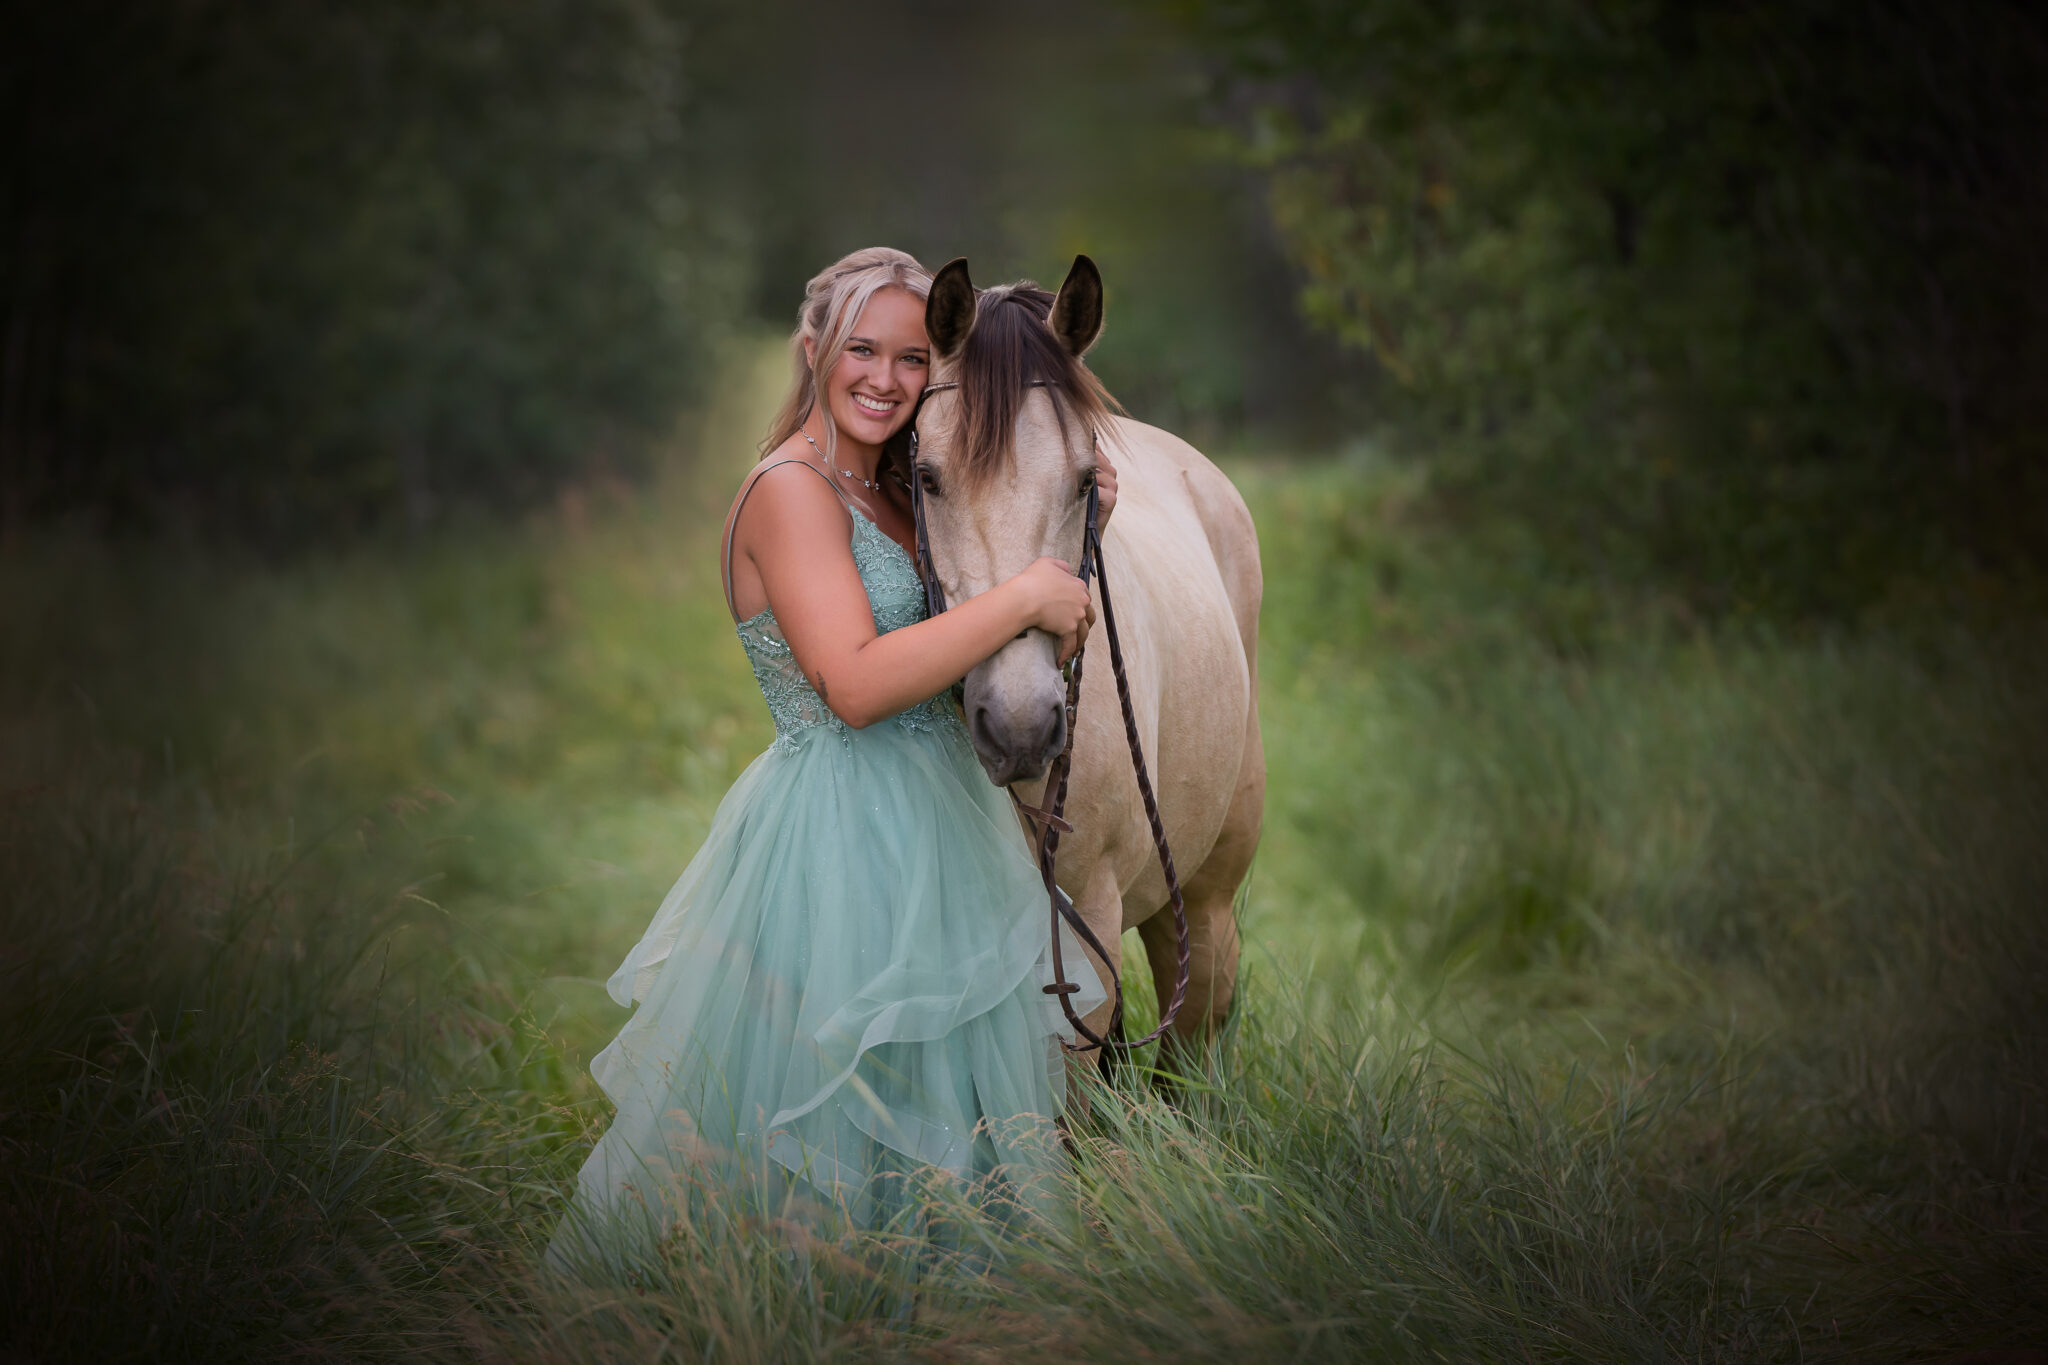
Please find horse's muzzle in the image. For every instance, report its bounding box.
[967,696,1064,786]
[962,635,1067,785]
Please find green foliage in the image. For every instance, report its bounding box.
[0,748,592,1359]
[1247,461,2048,1001]
[2,0,743,540]
[1168,0,2048,612]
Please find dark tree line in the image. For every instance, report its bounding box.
[12,0,2041,611]
[1,0,1348,546]
[1168,0,2048,612]
[2,0,744,544]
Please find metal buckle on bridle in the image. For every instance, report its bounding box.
[908,381,1192,1059]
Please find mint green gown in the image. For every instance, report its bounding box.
[547,462,1105,1269]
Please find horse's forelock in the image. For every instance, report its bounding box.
[949,284,1117,490]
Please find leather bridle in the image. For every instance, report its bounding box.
[908,380,1190,1055]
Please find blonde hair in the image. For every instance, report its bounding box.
[761,247,933,471]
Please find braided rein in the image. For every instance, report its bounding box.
[909,383,1191,1055]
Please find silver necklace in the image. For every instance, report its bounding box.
[799,428,883,492]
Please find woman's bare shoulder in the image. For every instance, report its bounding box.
[727,450,851,548]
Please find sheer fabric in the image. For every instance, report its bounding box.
[548,466,1103,1270]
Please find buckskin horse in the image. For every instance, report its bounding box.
[908,255,1264,1067]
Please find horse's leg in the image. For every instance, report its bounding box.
[1138,699,1263,1070]
[1062,857,1127,1115]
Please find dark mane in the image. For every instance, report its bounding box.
[950,283,1119,488]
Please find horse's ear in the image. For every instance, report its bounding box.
[1049,254,1104,357]
[926,258,976,359]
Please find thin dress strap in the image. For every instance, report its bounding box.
[722,457,856,622]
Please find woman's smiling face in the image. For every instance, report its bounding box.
[812,285,930,452]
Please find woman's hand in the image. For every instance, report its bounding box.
[1095,449,1119,532]
[739,463,1103,728]
[1009,556,1095,664]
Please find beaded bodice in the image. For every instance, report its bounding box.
[735,506,957,751]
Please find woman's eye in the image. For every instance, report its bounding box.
[848,344,873,358]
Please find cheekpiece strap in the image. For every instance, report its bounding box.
[908,428,949,619]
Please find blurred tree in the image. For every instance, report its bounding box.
[722,0,1368,453]
[1167,0,2048,612]
[2,0,1379,546]
[1,0,744,542]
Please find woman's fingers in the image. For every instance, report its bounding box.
[1012,556,1099,663]
[1055,602,1096,665]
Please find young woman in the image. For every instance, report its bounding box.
[548,247,1114,1266]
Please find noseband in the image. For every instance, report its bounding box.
[908,380,1191,1057]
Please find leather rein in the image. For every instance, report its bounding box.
[908,379,1190,1055]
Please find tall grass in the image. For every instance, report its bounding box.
[2,358,2043,1360]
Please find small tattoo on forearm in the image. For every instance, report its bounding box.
[814,674,829,703]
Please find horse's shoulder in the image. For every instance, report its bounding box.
[1112,416,1230,477]
[1113,419,1256,541]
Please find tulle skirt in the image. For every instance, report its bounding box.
[546,709,1105,1271]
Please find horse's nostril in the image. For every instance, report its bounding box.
[968,701,1065,779]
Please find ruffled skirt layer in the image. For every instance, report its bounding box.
[547,712,1104,1269]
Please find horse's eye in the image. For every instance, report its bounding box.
[917,466,941,496]
[1078,471,1096,498]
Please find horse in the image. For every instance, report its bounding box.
[910,254,1265,1064]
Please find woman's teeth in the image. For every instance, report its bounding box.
[852,394,897,415]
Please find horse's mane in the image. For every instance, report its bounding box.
[948,284,1119,490]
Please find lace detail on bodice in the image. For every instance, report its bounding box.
[736,508,958,751]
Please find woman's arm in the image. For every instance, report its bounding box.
[736,464,1093,729]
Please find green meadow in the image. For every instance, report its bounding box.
[3,344,2043,1362]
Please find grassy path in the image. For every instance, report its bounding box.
[3,342,2043,1361]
